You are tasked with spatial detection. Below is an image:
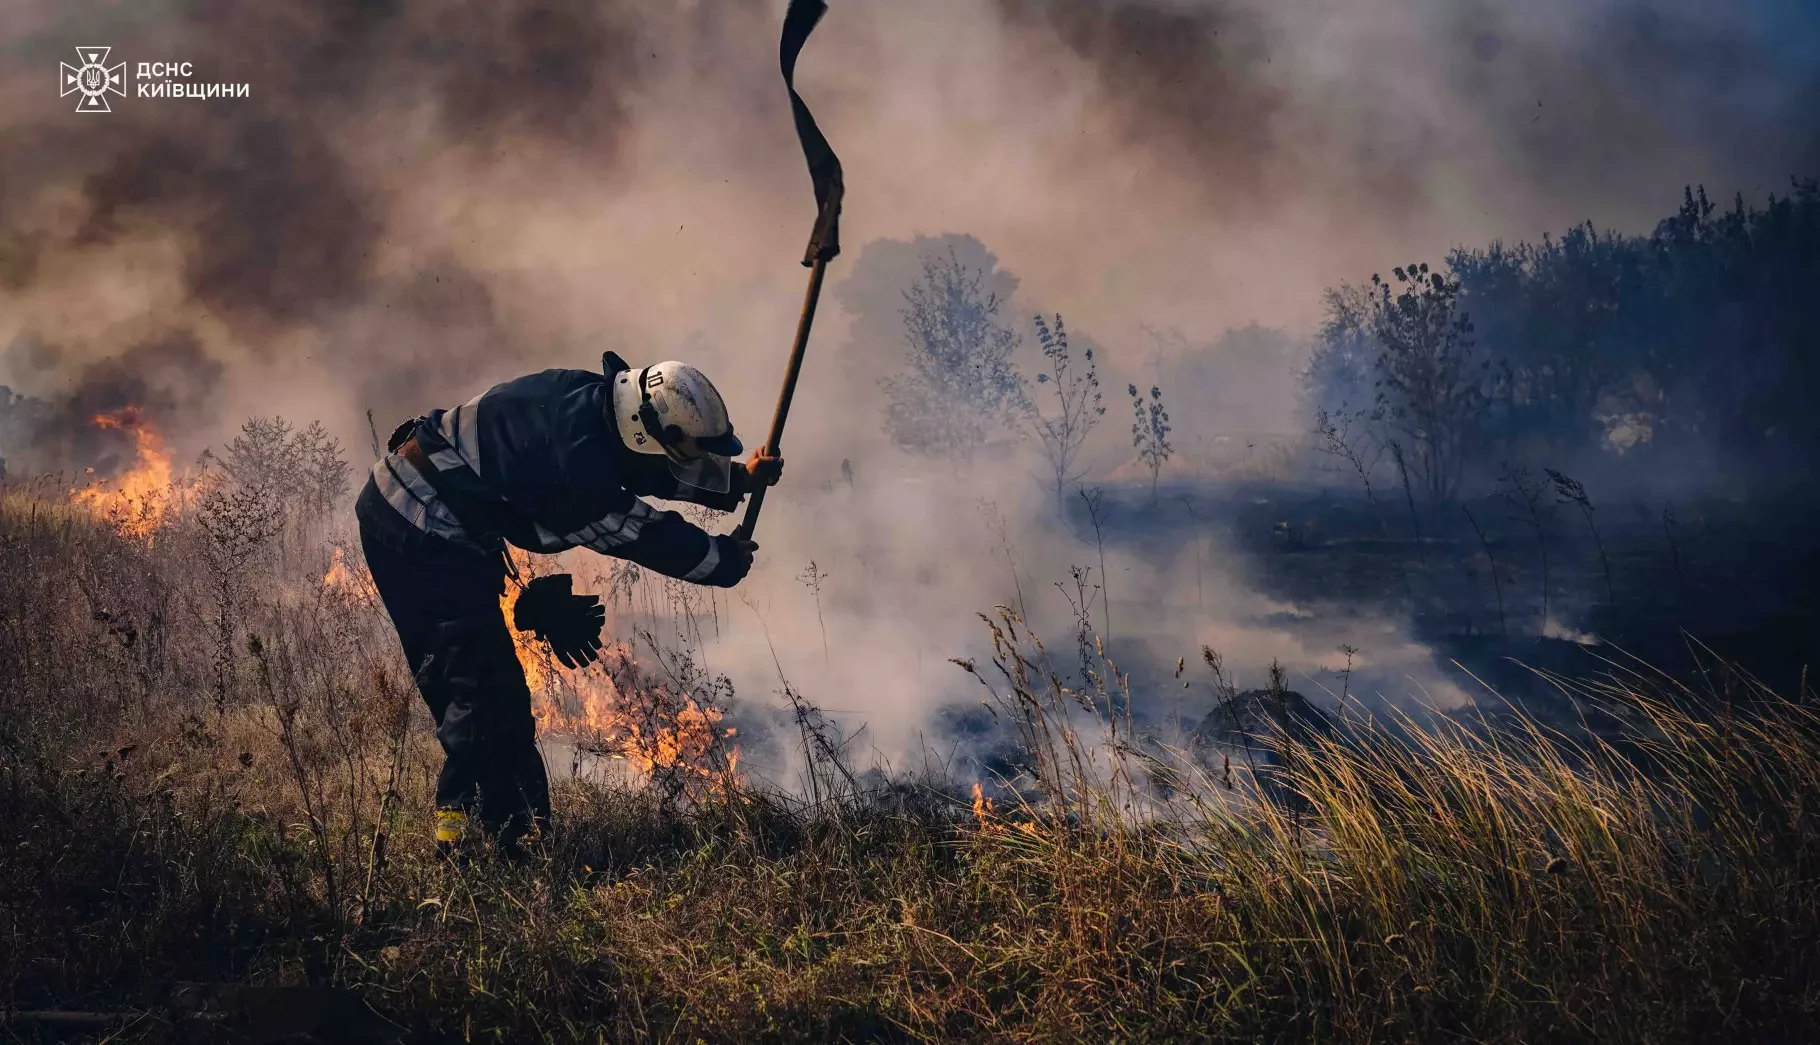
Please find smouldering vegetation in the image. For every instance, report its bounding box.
[3,486,1816,1043]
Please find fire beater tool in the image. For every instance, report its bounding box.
[735,0,845,542]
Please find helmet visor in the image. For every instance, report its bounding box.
[695,430,743,457]
[664,450,734,494]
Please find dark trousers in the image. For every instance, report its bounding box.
[355,479,550,843]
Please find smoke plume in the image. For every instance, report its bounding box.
[2,0,1813,770]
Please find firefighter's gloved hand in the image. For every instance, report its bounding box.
[512,574,605,669]
[704,535,758,587]
[743,450,784,488]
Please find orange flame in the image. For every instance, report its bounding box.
[544,665,741,794]
[321,545,377,605]
[73,408,173,539]
[506,552,741,797]
[971,781,997,830]
[500,548,554,694]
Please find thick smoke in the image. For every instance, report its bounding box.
[4,0,779,442]
[997,0,1818,223]
[5,0,1814,433]
[992,0,1351,206]
[1,0,1812,773]
[12,333,222,476]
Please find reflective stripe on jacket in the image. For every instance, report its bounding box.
[368,369,745,581]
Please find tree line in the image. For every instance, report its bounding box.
[1305,179,1820,503]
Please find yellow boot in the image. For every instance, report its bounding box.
[434,809,469,858]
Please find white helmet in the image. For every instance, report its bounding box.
[610,359,744,492]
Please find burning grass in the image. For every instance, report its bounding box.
[2,486,1817,1043]
[68,407,177,540]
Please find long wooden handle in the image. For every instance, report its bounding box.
[736,0,843,545]
[736,256,829,542]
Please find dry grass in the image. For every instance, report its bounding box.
[2,490,1817,1043]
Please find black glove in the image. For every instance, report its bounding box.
[741,450,784,489]
[386,417,418,453]
[704,535,757,588]
[511,574,605,669]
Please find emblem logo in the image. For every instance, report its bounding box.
[60,47,125,113]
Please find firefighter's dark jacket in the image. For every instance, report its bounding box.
[366,367,749,587]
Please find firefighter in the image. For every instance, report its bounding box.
[355,353,781,856]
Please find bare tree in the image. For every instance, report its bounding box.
[217,416,349,570]
[219,416,349,515]
[1313,406,1385,507]
[1301,285,1378,421]
[1367,263,1497,504]
[220,417,296,493]
[291,420,351,521]
[1025,313,1105,512]
[880,249,1027,466]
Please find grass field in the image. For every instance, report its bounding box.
[3,490,1818,1043]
